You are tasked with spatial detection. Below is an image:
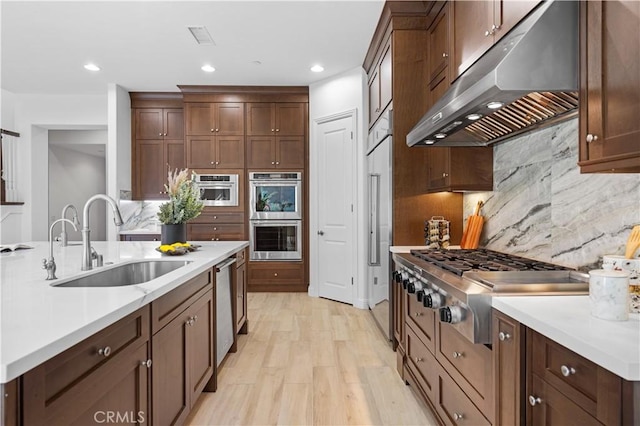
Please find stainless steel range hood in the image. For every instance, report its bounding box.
[407,0,579,148]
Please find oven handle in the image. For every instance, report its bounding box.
[215,257,237,272]
[198,183,235,188]
[251,220,301,226]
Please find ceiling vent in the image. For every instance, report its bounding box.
[188,26,215,45]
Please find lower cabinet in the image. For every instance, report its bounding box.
[120,233,160,242]
[247,261,305,292]
[21,307,151,425]
[234,248,248,334]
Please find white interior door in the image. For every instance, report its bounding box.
[316,114,355,304]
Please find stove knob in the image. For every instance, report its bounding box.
[402,278,410,290]
[440,306,465,324]
[416,290,425,303]
[407,279,416,294]
[424,292,445,309]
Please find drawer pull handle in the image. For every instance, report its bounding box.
[98,346,112,357]
[561,365,576,376]
[274,273,278,277]
[141,359,152,368]
[453,413,464,420]
[498,331,511,341]
[529,395,542,406]
[414,312,422,317]
[414,357,423,363]
[586,133,598,143]
[452,351,463,359]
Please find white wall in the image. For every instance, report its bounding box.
[49,144,107,241]
[308,66,368,308]
[0,89,23,244]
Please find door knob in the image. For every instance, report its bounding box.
[317,230,325,236]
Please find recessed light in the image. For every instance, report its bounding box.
[201,65,216,73]
[466,113,483,121]
[251,60,262,66]
[310,65,324,73]
[486,101,504,109]
[425,140,435,145]
[434,133,446,139]
[84,63,100,71]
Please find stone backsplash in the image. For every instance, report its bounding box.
[463,118,640,271]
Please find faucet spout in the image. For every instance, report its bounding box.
[60,204,80,247]
[81,194,123,271]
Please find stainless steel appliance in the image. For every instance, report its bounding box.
[250,220,302,260]
[215,256,236,366]
[249,172,302,220]
[193,173,239,207]
[392,248,589,344]
[367,109,392,341]
[407,1,579,147]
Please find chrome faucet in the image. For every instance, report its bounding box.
[43,218,78,280]
[59,204,81,246]
[81,194,124,271]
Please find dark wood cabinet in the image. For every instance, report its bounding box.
[493,309,525,426]
[428,2,452,86]
[247,261,305,292]
[21,307,151,426]
[1,379,20,426]
[187,210,245,241]
[131,95,185,201]
[151,270,214,425]
[185,135,244,169]
[368,38,392,127]
[452,0,540,79]
[231,248,248,352]
[120,233,160,242]
[185,102,244,136]
[578,0,640,173]
[246,135,304,169]
[392,275,405,368]
[246,103,305,136]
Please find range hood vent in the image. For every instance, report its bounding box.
[407,1,579,148]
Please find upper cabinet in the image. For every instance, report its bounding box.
[246,103,305,136]
[368,38,393,127]
[185,103,244,136]
[578,0,640,173]
[135,108,184,140]
[452,0,540,79]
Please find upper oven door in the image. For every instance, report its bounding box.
[249,179,302,220]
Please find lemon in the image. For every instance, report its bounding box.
[159,245,175,252]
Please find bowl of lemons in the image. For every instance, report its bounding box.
[156,242,200,256]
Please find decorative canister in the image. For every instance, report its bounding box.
[589,269,630,321]
[602,255,640,313]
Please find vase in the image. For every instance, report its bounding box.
[161,224,187,245]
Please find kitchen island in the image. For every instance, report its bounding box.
[0,240,247,383]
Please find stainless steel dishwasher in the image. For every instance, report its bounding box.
[215,256,236,367]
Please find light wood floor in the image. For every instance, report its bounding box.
[185,292,438,426]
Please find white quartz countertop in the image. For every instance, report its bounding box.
[0,240,248,383]
[492,296,640,381]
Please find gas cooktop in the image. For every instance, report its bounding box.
[409,248,570,276]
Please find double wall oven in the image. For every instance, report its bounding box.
[249,172,302,260]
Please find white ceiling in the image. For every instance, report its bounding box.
[1,0,385,95]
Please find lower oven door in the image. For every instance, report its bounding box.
[250,220,302,260]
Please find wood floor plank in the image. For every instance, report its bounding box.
[242,367,286,425]
[277,383,313,425]
[285,341,313,384]
[344,382,383,426]
[312,366,348,426]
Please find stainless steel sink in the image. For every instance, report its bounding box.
[52,260,192,287]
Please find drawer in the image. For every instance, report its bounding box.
[436,363,490,426]
[406,293,436,354]
[529,330,622,424]
[236,247,247,266]
[529,373,601,426]
[23,306,149,406]
[189,211,244,224]
[248,262,304,285]
[436,321,493,417]
[152,269,213,334]
[406,325,437,402]
[187,223,245,241]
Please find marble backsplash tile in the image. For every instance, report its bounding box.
[463,119,640,270]
[118,200,162,232]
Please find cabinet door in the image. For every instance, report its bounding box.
[215,103,245,136]
[452,0,494,79]
[428,2,451,84]
[185,103,213,136]
[246,103,275,135]
[275,103,305,136]
[187,292,215,408]
[165,140,185,172]
[215,135,245,168]
[368,69,380,125]
[152,310,189,426]
[379,41,393,113]
[276,136,305,168]
[135,109,164,140]
[494,1,540,43]
[164,108,184,140]
[579,1,640,173]
[493,309,524,426]
[392,279,405,351]
[428,147,450,190]
[246,136,276,168]
[529,374,601,426]
[136,140,166,199]
[235,260,247,332]
[186,136,215,168]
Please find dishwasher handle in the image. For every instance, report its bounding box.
[216,257,237,272]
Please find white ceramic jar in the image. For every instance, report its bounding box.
[589,269,630,321]
[602,255,640,313]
